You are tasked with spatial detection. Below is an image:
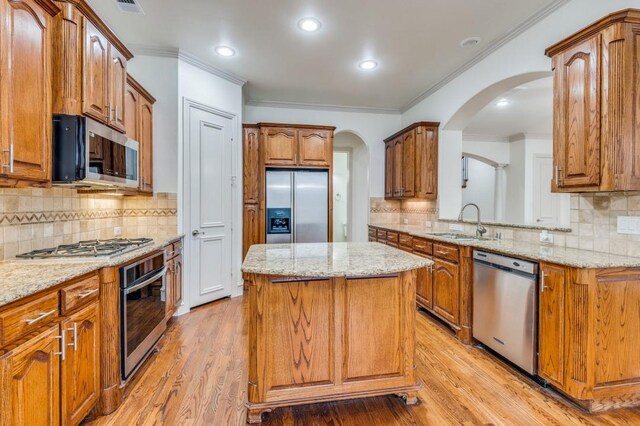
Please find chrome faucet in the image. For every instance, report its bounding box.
[458,203,487,238]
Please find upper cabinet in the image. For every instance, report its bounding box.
[125,75,156,193]
[243,125,260,204]
[384,122,439,200]
[0,0,60,188]
[52,0,133,133]
[261,123,335,167]
[546,9,640,192]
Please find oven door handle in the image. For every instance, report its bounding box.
[125,267,168,295]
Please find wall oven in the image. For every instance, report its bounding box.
[120,252,167,379]
[52,114,139,188]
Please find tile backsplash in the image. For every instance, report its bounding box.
[370,192,640,257]
[0,188,177,260]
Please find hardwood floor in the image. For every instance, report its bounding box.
[86,296,640,425]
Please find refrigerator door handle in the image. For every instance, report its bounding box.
[291,173,296,243]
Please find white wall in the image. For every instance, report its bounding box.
[400,0,636,219]
[334,131,370,242]
[462,139,510,165]
[332,152,349,242]
[243,105,401,198]
[462,158,496,222]
[126,56,179,193]
[506,138,526,224]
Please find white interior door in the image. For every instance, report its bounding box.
[186,102,234,307]
[532,155,559,225]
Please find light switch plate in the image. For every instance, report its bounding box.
[114,226,122,236]
[449,223,464,232]
[424,221,432,229]
[539,230,554,243]
[403,218,409,225]
[617,216,640,235]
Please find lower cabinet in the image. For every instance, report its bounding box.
[538,263,566,388]
[61,302,101,426]
[0,300,100,426]
[414,255,433,310]
[165,245,184,318]
[432,259,460,325]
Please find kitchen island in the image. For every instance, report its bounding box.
[242,242,432,423]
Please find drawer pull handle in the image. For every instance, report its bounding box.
[25,309,56,325]
[78,289,99,299]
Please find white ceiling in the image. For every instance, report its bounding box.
[89,0,562,111]
[463,76,553,139]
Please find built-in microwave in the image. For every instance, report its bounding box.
[52,114,139,188]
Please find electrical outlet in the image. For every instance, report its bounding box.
[617,216,640,235]
[114,226,122,236]
[539,230,553,243]
[424,221,432,229]
[403,218,409,225]
[449,223,464,232]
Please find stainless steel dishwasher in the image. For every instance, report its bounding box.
[473,250,539,374]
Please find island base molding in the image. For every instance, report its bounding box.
[245,270,421,424]
[245,384,421,424]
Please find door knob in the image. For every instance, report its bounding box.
[192,230,201,237]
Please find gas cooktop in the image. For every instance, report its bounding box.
[16,238,153,259]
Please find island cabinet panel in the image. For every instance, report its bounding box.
[0,0,57,187]
[0,324,61,426]
[266,279,334,391]
[432,258,459,325]
[538,263,566,389]
[343,276,402,380]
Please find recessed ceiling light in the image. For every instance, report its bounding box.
[460,37,481,48]
[298,17,321,32]
[496,98,510,107]
[215,45,236,57]
[358,60,378,71]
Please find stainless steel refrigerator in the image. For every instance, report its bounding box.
[266,170,329,244]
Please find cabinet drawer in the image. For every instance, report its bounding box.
[386,231,399,243]
[399,234,413,249]
[412,238,433,255]
[368,227,377,238]
[376,230,387,240]
[172,240,183,254]
[433,243,459,263]
[0,292,59,346]
[60,274,100,314]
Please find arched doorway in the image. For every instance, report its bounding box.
[333,131,369,242]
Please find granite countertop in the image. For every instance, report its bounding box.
[241,242,433,278]
[0,234,184,308]
[372,224,640,269]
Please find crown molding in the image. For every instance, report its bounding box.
[128,44,247,87]
[244,99,401,115]
[399,0,571,113]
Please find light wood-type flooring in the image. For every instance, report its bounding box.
[86,296,640,425]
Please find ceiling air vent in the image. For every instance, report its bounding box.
[115,0,144,14]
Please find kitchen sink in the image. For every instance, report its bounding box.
[427,232,494,242]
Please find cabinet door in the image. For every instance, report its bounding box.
[393,137,403,198]
[0,0,53,183]
[173,255,183,311]
[165,259,174,318]
[416,126,438,199]
[432,258,459,325]
[61,302,100,426]
[402,130,415,198]
[298,129,332,167]
[263,127,297,166]
[139,97,154,192]
[124,83,139,140]
[82,20,109,123]
[415,255,433,309]
[553,35,601,189]
[0,325,61,426]
[538,263,565,388]
[384,141,394,198]
[108,45,127,132]
[243,203,260,259]
[243,127,260,204]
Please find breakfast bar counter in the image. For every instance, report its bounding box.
[241,242,432,423]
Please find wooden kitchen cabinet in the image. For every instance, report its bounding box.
[261,123,334,167]
[61,301,100,426]
[415,256,433,310]
[546,10,640,192]
[165,239,184,318]
[243,204,260,259]
[432,258,460,325]
[0,0,59,187]
[538,263,565,389]
[125,74,155,193]
[384,122,439,200]
[243,125,260,204]
[0,325,62,426]
[52,0,133,132]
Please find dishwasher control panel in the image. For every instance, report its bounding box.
[473,251,538,275]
